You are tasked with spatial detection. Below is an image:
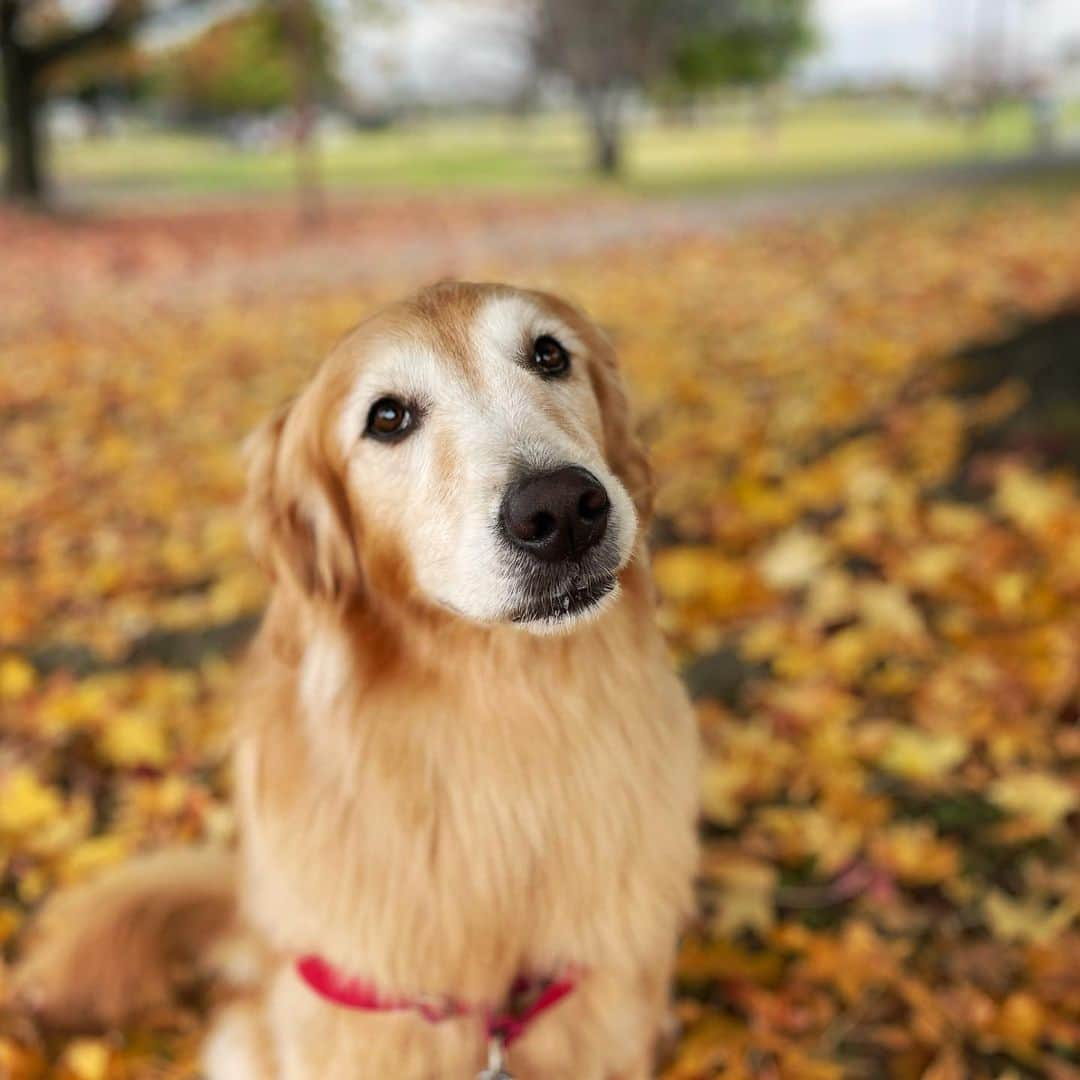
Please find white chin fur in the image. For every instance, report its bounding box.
[510,580,622,636]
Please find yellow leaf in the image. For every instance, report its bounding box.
[922,1044,965,1080]
[61,1038,111,1080]
[995,467,1069,533]
[756,807,859,873]
[0,655,36,700]
[677,937,784,987]
[795,920,904,1003]
[992,571,1029,617]
[59,834,130,885]
[17,867,47,904]
[653,547,754,615]
[928,503,983,540]
[0,1037,46,1080]
[993,992,1046,1052]
[700,762,744,826]
[904,544,962,590]
[99,711,170,768]
[708,857,777,936]
[39,679,113,737]
[86,557,125,596]
[0,769,62,836]
[878,729,967,783]
[857,582,927,642]
[870,823,959,885]
[988,772,1076,835]
[0,904,22,946]
[758,528,830,590]
[984,890,1078,944]
[662,1013,744,1079]
[822,627,874,681]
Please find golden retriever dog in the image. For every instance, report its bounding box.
[17,282,700,1079]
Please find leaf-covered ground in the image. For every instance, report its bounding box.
[1,188,1079,1078]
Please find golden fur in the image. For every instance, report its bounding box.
[17,283,700,1079]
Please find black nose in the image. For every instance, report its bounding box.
[501,466,610,563]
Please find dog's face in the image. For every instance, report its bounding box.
[246,283,653,634]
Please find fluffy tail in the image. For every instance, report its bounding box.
[15,846,238,1030]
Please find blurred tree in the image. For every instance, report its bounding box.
[159,1,332,223]
[533,0,814,176]
[533,0,688,176]
[1,0,335,212]
[158,3,333,118]
[938,0,1038,127]
[669,0,813,137]
[0,0,219,204]
[40,42,150,127]
[670,0,813,96]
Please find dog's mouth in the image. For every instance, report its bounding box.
[510,573,617,625]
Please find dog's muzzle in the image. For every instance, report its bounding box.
[499,466,621,626]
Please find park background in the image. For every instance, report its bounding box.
[2,1,1080,1077]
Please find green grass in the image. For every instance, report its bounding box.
[627,100,1040,193]
[50,100,1070,202]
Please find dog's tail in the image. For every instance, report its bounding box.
[15,846,240,1030]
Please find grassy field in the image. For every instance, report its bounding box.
[50,99,1073,201]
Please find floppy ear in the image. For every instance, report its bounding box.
[243,399,360,604]
[589,341,655,524]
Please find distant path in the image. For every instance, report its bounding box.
[9,151,1080,331]
[153,152,1080,304]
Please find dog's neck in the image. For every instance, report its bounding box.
[251,554,660,780]
[265,549,656,689]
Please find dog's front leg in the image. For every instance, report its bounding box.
[203,999,277,1080]
[608,1067,654,1080]
[509,965,672,1080]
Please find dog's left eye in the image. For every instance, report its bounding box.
[366,397,415,441]
[532,335,571,377]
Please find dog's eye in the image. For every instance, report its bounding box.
[366,397,414,441]
[532,335,570,377]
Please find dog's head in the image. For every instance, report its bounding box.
[245,282,652,634]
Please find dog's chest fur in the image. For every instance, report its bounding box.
[234,582,698,1004]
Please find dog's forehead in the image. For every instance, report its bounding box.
[332,284,590,387]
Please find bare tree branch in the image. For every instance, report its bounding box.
[29,0,214,70]
[31,7,138,69]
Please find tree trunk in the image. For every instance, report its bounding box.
[1,3,45,204]
[282,0,324,228]
[752,83,782,148]
[593,122,620,175]
[1030,91,1059,157]
[584,89,623,177]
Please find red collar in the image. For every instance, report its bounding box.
[296,955,577,1046]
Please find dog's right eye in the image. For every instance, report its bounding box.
[366,397,415,441]
[532,335,571,378]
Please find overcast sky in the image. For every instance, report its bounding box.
[807,0,1080,85]
[336,0,1080,106]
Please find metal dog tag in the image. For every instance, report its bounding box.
[477,1036,513,1080]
